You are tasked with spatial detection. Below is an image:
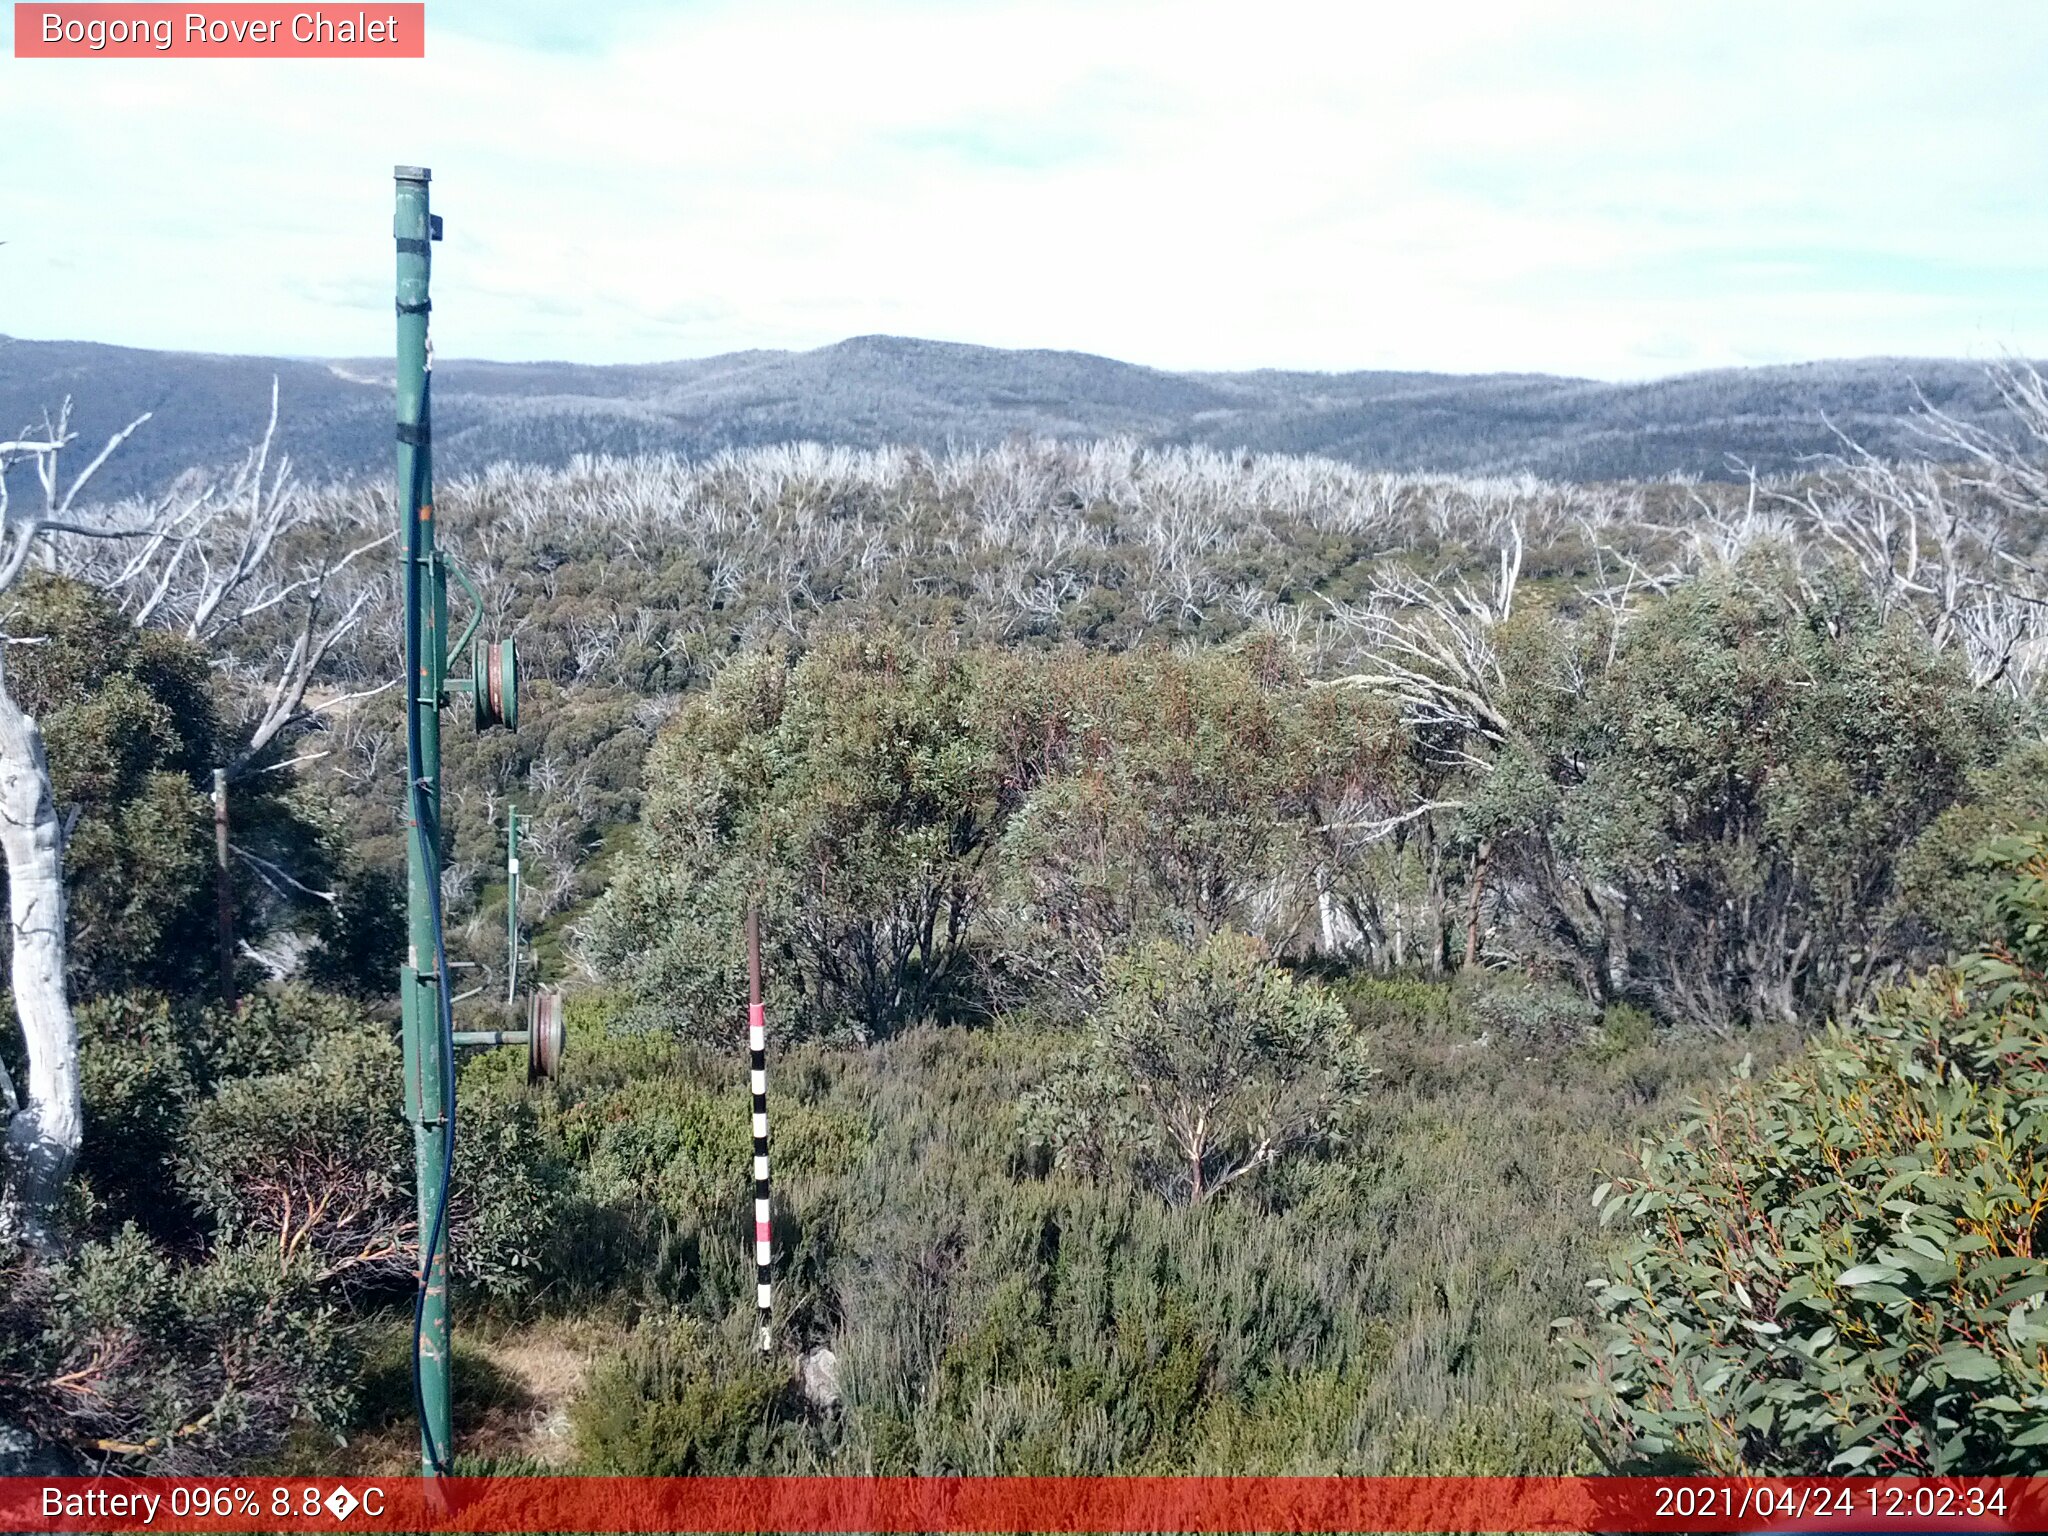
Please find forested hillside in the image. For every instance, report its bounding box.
[3,331,2042,499]
[3,370,2046,1475]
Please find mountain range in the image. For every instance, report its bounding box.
[1,331,2034,501]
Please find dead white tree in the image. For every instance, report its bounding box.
[1310,523,1534,973]
[51,380,396,776]
[1763,365,2048,702]
[1323,521,1526,770]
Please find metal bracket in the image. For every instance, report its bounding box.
[400,965,448,1126]
[445,556,485,662]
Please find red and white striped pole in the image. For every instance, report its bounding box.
[747,902,772,1354]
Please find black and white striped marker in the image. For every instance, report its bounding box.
[747,905,771,1353]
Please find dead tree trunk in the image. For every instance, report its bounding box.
[213,768,235,1008]
[1462,838,1493,970]
[0,664,77,1240]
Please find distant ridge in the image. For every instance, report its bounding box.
[0,332,2034,501]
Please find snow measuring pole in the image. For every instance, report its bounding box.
[394,165,548,1477]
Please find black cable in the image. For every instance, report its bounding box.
[403,370,458,1478]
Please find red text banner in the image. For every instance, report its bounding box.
[1,1476,2041,1533]
[14,4,425,57]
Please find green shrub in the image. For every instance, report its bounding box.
[1592,1002,1656,1059]
[465,1006,875,1313]
[199,983,367,1080]
[571,1315,798,1474]
[1022,931,1366,1203]
[986,644,1402,1008]
[1897,740,2048,954]
[72,994,200,1236]
[73,986,372,1241]
[1531,559,2008,1027]
[583,638,1004,1041]
[0,1227,355,1472]
[5,577,220,998]
[1574,842,2048,1471]
[1330,973,1456,1035]
[180,1021,566,1296]
[1456,970,1599,1048]
[302,861,407,1001]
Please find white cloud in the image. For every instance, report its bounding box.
[3,0,2043,378]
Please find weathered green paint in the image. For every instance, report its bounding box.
[393,164,529,1478]
[393,163,451,1477]
[453,1029,527,1047]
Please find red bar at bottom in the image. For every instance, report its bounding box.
[5,1476,2042,1534]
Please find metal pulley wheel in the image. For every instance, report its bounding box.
[474,636,519,731]
[527,988,565,1083]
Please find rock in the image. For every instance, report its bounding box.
[798,1346,840,1411]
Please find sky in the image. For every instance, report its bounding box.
[3,0,2045,380]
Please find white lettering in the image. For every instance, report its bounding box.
[46,14,175,49]
[289,12,405,44]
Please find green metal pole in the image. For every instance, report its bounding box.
[394,163,452,1477]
